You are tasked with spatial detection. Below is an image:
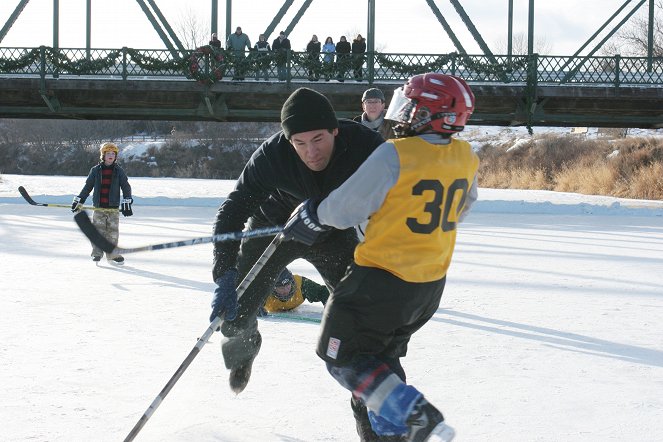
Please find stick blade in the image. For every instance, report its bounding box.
[74,211,116,253]
[18,186,39,205]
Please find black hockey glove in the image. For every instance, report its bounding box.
[71,196,82,213]
[120,198,133,217]
[281,199,330,246]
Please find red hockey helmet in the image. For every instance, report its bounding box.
[385,73,475,135]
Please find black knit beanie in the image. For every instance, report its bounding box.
[280,88,339,139]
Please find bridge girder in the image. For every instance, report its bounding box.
[1,78,661,129]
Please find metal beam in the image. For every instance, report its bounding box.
[262,0,295,41]
[86,0,91,58]
[225,0,231,45]
[367,0,375,82]
[284,0,315,37]
[448,0,494,57]
[582,0,647,57]
[648,0,654,68]
[53,0,59,50]
[527,0,534,56]
[146,0,185,52]
[211,0,218,35]
[565,0,632,66]
[425,0,467,54]
[562,0,647,82]
[0,0,31,44]
[507,0,513,58]
[134,0,178,56]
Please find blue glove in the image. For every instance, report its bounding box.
[210,268,239,323]
[281,199,330,246]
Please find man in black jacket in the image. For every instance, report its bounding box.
[210,88,383,401]
[272,31,291,81]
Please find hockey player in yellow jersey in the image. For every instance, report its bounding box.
[262,267,329,314]
[282,73,479,442]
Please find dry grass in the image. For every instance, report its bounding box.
[476,134,663,200]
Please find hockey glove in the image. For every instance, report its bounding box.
[71,196,82,213]
[210,268,239,323]
[120,198,133,217]
[281,199,330,246]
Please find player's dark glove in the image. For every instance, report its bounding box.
[71,196,82,213]
[281,199,330,246]
[210,268,239,323]
[120,198,133,217]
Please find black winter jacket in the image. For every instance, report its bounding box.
[213,119,384,278]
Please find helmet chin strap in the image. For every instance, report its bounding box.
[411,112,462,133]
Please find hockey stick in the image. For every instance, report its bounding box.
[265,312,322,324]
[74,210,282,254]
[18,186,118,212]
[123,234,283,442]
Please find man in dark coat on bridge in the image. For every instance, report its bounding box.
[272,30,291,81]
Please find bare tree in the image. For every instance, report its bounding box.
[175,6,210,49]
[613,0,663,56]
[494,32,552,55]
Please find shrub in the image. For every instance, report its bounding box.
[477,133,663,200]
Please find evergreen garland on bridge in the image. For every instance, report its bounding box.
[46,48,123,74]
[0,48,41,71]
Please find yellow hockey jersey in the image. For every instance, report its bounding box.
[355,137,479,282]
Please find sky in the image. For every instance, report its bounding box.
[0,0,649,55]
[1,173,663,441]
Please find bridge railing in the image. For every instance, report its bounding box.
[1,46,662,86]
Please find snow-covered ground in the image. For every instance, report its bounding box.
[1,174,662,442]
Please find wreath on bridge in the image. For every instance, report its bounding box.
[188,45,225,85]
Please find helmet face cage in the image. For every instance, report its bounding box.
[385,73,474,135]
[272,268,296,302]
[385,87,418,137]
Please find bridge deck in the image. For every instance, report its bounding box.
[1,77,661,128]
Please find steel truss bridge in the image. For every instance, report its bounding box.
[1,0,662,128]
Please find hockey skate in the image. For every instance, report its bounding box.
[229,361,253,394]
[351,397,407,442]
[108,256,125,265]
[406,398,455,442]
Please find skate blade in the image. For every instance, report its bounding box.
[427,422,455,442]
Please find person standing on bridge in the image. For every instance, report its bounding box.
[226,26,251,80]
[208,87,385,439]
[71,142,133,264]
[279,73,479,441]
[305,34,321,81]
[254,34,271,81]
[335,35,351,82]
[351,34,366,81]
[321,36,336,81]
[209,32,221,48]
[272,30,291,81]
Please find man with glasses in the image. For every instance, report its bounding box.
[353,88,397,140]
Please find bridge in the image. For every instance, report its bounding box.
[1,0,662,129]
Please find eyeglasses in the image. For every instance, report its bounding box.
[364,99,383,105]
